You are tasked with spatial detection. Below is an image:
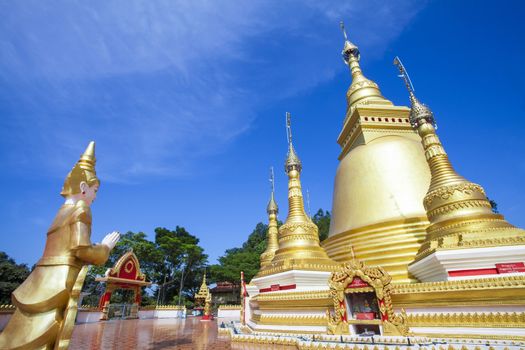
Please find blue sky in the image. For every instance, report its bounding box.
[1,1,524,266]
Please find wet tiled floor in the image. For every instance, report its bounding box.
[69,317,294,350]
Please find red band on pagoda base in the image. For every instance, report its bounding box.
[259,284,296,293]
[448,262,525,277]
[448,268,498,277]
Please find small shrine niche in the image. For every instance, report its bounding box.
[96,250,151,320]
[327,258,410,336]
[345,277,382,335]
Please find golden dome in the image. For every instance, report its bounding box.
[329,136,430,234]
[324,135,431,283]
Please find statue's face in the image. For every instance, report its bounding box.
[80,182,99,206]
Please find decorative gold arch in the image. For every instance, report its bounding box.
[327,258,410,336]
[96,250,151,320]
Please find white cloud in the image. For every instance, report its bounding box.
[0,0,427,182]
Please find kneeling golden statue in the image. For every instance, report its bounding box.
[0,142,120,350]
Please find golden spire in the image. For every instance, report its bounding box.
[78,141,96,171]
[394,57,525,262]
[195,271,209,299]
[265,113,338,273]
[61,141,99,197]
[259,167,280,269]
[340,21,391,109]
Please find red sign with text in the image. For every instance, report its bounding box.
[496,262,525,274]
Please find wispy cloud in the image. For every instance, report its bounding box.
[0,0,427,182]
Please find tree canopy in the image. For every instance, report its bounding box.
[210,222,268,284]
[313,209,331,242]
[0,251,30,304]
[82,226,208,306]
[210,209,331,284]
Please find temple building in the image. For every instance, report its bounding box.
[242,23,525,340]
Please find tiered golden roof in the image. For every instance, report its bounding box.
[394,57,525,262]
[259,113,338,276]
[195,272,209,300]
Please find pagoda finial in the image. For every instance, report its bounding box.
[393,56,436,128]
[267,167,278,214]
[339,21,390,109]
[340,21,360,64]
[285,112,302,174]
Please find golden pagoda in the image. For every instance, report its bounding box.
[256,168,280,273]
[239,22,525,341]
[264,112,339,274]
[393,57,525,281]
[194,272,213,320]
[322,22,431,284]
[244,113,339,333]
[195,272,209,300]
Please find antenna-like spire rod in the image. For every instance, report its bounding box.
[340,21,348,41]
[339,20,360,65]
[286,112,293,145]
[393,56,416,97]
[269,166,275,193]
[393,56,437,129]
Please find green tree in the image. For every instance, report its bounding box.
[82,231,164,306]
[210,222,268,284]
[81,227,208,307]
[313,209,331,241]
[154,226,208,305]
[0,251,30,304]
[487,197,499,213]
[211,210,330,286]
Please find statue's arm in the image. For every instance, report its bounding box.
[71,212,111,266]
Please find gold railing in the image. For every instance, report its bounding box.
[218,305,241,310]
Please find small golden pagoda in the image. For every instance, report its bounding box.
[257,167,279,273]
[196,273,209,300]
[262,113,339,275]
[245,113,339,333]
[195,272,213,320]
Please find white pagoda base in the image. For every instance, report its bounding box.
[408,245,525,282]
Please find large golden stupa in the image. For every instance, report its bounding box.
[322,24,431,284]
[242,22,525,340]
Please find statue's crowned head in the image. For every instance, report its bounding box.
[61,141,100,197]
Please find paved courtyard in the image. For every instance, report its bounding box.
[69,317,294,350]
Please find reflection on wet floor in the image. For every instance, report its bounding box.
[69,317,295,350]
